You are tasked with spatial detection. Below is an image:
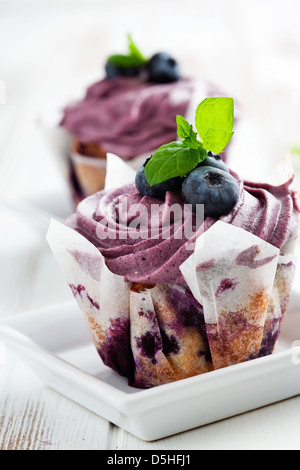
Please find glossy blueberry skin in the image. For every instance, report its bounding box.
[135,163,183,199]
[147,52,181,83]
[182,166,239,218]
[198,152,230,173]
[105,62,141,79]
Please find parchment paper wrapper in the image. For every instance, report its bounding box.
[47,153,297,387]
[180,222,297,369]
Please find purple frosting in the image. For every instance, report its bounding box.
[66,172,300,285]
[60,77,193,160]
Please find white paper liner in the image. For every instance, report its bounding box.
[104,153,136,190]
[47,218,133,377]
[180,221,280,369]
[71,152,107,169]
[180,221,280,320]
[259,252,297,356]
[47,218,215,386]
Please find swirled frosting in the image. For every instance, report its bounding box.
[60,77,193,160]
[66,173,300,285]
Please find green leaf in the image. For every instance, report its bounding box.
[107,34,148,68]
[144,142,206,186]
[127,34,147,63]
[183,134,205,151]
[195,97,234,154]
[176,115,205,150]
[142,97,234,188]
[107,54,145,68]
[176,115,193,139]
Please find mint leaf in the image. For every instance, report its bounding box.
[195,97,234,154]
[182,134,204,151]
[176,115,193,139]
[143,97,234,187]
[107,54,145,67]
[107,34,148,68]
[127,34,147,63]
[144,142,206,186]
[176,115,206,151]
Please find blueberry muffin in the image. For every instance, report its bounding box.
[48,98,299,387]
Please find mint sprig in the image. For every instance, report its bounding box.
[145,142,206,186]
[176,115,204,151]
[145,97,234,187]
[107,34,148,68]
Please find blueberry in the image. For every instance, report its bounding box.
[105,61,141,79]
[182,166,239,218]
[135,159,183,198]
[147,52,181,83]
[198,152,230,173]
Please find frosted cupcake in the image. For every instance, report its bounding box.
[47,98,300,388]
[59,35,193,203]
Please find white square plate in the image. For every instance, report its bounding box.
[0,292,300,441]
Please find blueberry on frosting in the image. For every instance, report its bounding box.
[135,158,182,199]
[104,36,182,84]
[197,152,230,173]
[105,34,148,80]
[182,166,239,218]
[136,97,239,217]
[147,53,181,83]
[105,62,141,79]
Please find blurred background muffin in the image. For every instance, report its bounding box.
[57,35,194,204]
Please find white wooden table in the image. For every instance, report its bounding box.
[1,0,300,450]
